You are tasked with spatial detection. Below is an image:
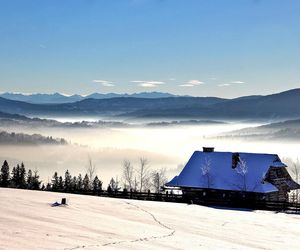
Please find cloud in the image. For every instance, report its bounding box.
[218,80,246,87]
[93,80,115,87]
[139,83,157,88]
[169,78,176,81]
[218,83,232,87]
[130,80,165,88]
[230,81,245,84]
[179,79,205,87]
[130,80,145,83]
[187,80,205,85]
[146,81,165,85]
[179,84,195,87]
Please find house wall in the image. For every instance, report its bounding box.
[265,167,291,202]
[181,187,269,206]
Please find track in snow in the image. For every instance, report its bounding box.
[65,201,175,249]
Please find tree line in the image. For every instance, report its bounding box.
[0,160,103,193]
[0,157,168,194]
[50,171,102,193]
[0,131,68,145]
[0,160,41,189]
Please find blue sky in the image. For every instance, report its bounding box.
[0,0,300,97]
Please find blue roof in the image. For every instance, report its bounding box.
[166,151,284,193]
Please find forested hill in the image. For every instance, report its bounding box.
[0,131,68,145]
[215,119,300,141]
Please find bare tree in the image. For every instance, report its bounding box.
[235,158,248,192]
[137,157,151,192]
[134,176,138,191]
[151,168,168,193]
[201,157,212,188]
[86,156,96,189]
[122,159,134,189]
[290,158,300,203]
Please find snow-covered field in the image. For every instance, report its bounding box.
[1,188,300,250]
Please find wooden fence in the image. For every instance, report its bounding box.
[49,189,300,213]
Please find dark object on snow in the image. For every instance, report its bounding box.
[51,202,60,207]
[51,198,67,207]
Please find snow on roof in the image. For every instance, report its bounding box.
[166,151,284,193]
[270,161,287,168]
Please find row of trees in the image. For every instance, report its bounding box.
[0,131,67,145]
[0,157,169,194]
[49,171,102,192]
[0,160,41,189]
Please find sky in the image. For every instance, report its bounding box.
[0,0,300,98]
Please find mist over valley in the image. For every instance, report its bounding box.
[1,90,300,186]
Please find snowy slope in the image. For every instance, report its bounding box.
[0,188,299,250]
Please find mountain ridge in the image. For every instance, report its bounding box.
[0,88,299,120]
[0,91,181,104]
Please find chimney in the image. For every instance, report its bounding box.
[232,153,240,169]
[203,147,214,153]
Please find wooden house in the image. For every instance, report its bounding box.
[166,147,300,204]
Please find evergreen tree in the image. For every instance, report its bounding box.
[83,174,90,191]
[19,163,26,188]
[0,160,10,187]
[27,169,33,189]
[58,176,64,190]
[46,183,51,190]
[109,178,120,192]
[107,184,112,194]
[92,176,102,192]
[51,172,59,190]
[11,165,18,187]
[31,170,41,190]
[109,178,115,192]
[71,176,77,191]
[64,170,72,191]
[77,174,83,191]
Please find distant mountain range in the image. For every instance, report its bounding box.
[0,95,226,117]
[0,88,300,120]
[0,110,224,129]
[0,92,178,104]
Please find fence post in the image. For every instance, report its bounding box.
[61,198,66,205]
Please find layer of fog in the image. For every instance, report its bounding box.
[0,120,299,186]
